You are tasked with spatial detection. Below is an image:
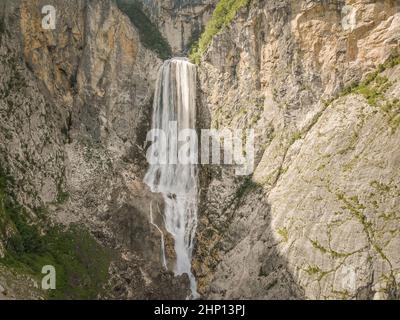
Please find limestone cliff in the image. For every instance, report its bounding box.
[194,0,400,299]
[139,0,217,54]
[0,0,188,299]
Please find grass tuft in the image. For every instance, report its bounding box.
[189,0,250,64]
[0,164,111,299]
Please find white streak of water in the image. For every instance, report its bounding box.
[144,58,199,299]
[149,201,167,270]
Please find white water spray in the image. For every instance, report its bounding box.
[149,201,167,270]
[144,58,199,298]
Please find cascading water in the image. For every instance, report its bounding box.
[144,58,199,298]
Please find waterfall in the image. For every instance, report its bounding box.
[144,58,199,298]
[149,201,167,270]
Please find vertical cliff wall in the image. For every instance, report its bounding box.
[138,0,217,54]
[194,0,400,299]
[0,0,189,299]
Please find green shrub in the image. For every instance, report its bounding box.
[234,175,258,200]
[3,223,111,299]
[222,175,260,213]
[190,0,250,64]
[329,53,400,131]
[277,227,289,242]
[116,0,172,60]
[0,164,111,300]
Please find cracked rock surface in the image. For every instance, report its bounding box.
[194,0,400,300]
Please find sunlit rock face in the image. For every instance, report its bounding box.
[194,0,400,300]
[0,0,189,299]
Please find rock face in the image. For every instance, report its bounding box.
[194,0,400,299]
[0,0,189,299]
[140,0,217,54]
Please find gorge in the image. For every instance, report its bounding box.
[0,0,399,300]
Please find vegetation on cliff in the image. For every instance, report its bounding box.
[190,0,249,64]
[328,52,400,131]
[0,165,111,299]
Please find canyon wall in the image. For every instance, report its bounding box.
[194,0,400,299]
[139,0,217,54]
[0,0,188,299]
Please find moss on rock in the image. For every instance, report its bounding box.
[0,164,111,300]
